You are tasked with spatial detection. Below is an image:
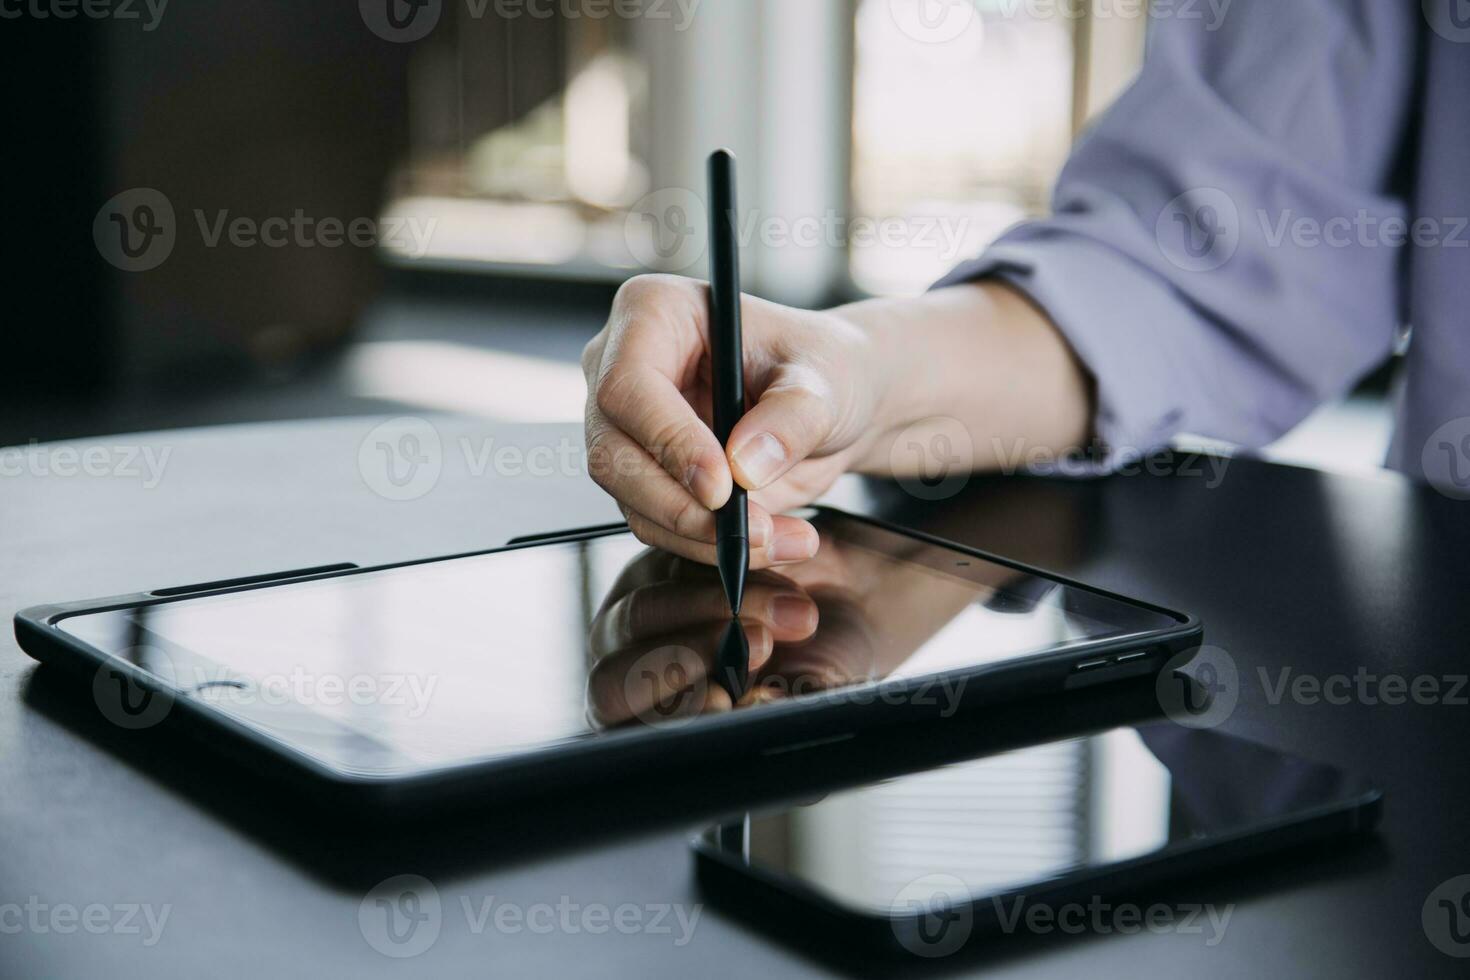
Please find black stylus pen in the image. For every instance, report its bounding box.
[707,148,748,616]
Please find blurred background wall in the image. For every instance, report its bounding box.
[0,0,1391,472]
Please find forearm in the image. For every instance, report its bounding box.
[835,281,1094,474]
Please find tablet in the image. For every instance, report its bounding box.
[14,507,1200,805]
[693,723,1381,960]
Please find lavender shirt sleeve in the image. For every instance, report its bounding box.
[936,0,1420,462]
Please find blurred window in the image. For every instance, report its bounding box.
[382,1,1146,299]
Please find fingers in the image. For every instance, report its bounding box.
[727,364,838,491]
[588,422,760,545]
[587,276,732,511]
[583,274,848,566]
[593,364,732,510]
[585,621,775,728]
[624,509,819,568]
[592,577,819,652]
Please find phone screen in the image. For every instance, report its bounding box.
[703,724,1376,929]
[56,513,1180,776]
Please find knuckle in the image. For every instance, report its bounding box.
[646,414,700,471]
[614,273,676,310]
[613,274,655,307]
[594,367,636,418]
[670,493,709,540]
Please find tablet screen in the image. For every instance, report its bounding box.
[57,512,1181,776]
[702,724,1375,933]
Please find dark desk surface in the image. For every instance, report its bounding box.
[3,416,1468,978]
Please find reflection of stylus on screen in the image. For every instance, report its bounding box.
[714,618,750,702]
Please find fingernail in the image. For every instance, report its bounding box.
[770,593,816,631]
[731,433,787,489]
[684,464,722,510]
[768,530,817,564]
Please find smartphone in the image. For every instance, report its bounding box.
[14,507,1201,807]
[693,723,1381,960]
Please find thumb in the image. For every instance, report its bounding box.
[726,367,838,490]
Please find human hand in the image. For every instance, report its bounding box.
[581,274,885,567]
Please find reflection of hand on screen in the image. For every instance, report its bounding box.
[584,548,819,728]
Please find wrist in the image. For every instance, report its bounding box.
[827,279,1091,475]
[826,297,921,470]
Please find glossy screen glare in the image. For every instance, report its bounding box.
[58,516,1178,776]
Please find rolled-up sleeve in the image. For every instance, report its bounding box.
[937,0,1419,460]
